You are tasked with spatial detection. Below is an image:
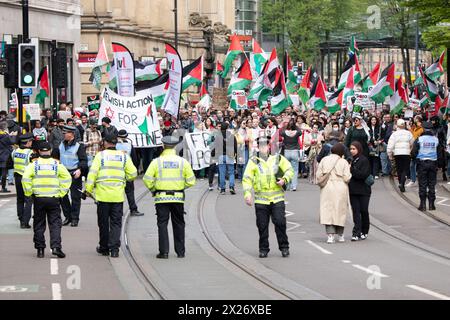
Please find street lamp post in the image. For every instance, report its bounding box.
[174,0,178,50]
[415,15,419,80]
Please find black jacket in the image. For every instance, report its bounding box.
[349,155,372,196]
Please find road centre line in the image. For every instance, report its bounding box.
[305,240,333,255]
[352,264,389,278]
[51,283,62,300]
[50,259,59,275]
[406,285,450,300]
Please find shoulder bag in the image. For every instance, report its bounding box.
[317,158,340,188]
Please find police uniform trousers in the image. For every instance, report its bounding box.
[125,181,138,212]
[61,174,82,222]
[155,203,185,256]
[33,197,62,249]
[254,202,289,254]
[97,202,123,251]
[14,173,32,224]
[417,160,437,202]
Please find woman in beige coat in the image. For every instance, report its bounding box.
[316,143,352,244]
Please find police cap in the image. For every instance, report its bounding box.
[422,121,433,130]
[19,132,34,143]
[104,134,118,144]
[62,125,76,133]
[162,135,180,147]
[39,142,52,152]
[117,129,128,138]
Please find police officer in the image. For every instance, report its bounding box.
[22,142,72,258]
[85,134,137,258]
[12,133,37,228]
[116,129,143,216]
[412,121,440,211]
[242,136,294,258]
[143,136,196,259]
[52,125,88,227]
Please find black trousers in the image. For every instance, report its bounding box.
[208,163,217,186]
[15,174,32,224]
[61,175,82,222]
[125,181,138,212]
[1,167,7,189]
[417,160,438,202]
[155,203,185,256]
[254,202,289,253]
[395,155,411,187]
[350,194,371,237]
[369,156,381,177]
[97,202,123,251]
[33,197,62,249]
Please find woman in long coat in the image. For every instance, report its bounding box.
[317,143,352,244]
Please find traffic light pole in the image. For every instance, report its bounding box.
[51,40,58,119]
[18,0,29,132]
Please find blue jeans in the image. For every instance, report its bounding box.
[380,152,391,176]
[218,155,235,190]
[284,150,299,190]
[409,159,417,182]
[7,169,14,184]
[447,153,450,177]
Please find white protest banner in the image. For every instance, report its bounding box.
[232,90,247,110]
[99,87,162,148]
[112,42,135,97]
[185,132,211,170]
[24,104,41,120]
[162,44,183,118]
[404,109,414,119]
[289,94,300,107]
[353,92,376,109]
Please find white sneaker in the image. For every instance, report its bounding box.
[405,181,416,187]
[338,235,345,243]
[360,234,367,240]
[327,234,335,244]
[447,182,450,185]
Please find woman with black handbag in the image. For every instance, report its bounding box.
[349,141,372,241]
[368,116,381,179]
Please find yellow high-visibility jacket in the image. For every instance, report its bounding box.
[85,149,137,203]
[22,157,72,198]
[242,154,294,205]
[143,149,196,204]
[12,148,33,176]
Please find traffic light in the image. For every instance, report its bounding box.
[53,48,67,88]
[18,43,38,88]
[3,44,18,88]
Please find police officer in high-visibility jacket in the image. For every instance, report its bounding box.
[143,136,196,259]
[52,125,88,227]
[412,121,440,212]
[242,136,294,258]
[22,142,72,258]
[85,134,137,258]
[12,132,36,228]
[116,129,143,216]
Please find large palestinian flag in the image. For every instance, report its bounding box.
[368,63,395,104]
[309,77,327,111]
[270,69,290,115]
[389,77,408,115]
[298,66,313,105]
[285,51,298,94]
[227,58,253,95]
[362,62,381,93]
[326,89,343,114]
[338,54,361,90]
[341,66,355,110]
[425,50,446,81]
[222,35,244,78]
[419,68,438,102]
[182,56,203,92]
[250,39,267,79]
[35,66,50,105]
[248,63,272,106]
[263,48,281,89]
[348,36,359,57]
[135,73,169,108]
[135,59,163,82]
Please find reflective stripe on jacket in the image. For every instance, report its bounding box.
[12,148,32,175]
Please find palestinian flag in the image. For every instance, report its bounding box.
[432,94,448,116]
[263,48,281,89]
[107,61,117,90]
[285,51,298,94]
[216,61,224,77]
[338,54,361,90]
[369,63,395,104]
[222,35,244,78]
[197,84,212,112]
[389,77,408,115]
[250,39,267,79]
[227,58,253,95]
[298,66,313,105]
[348,36,359,57]
[89,38,109,90]
[35,66,50,105]
[135,73,169,108]
[341,66,355,109]
[309,77,327,111]
[326,89,343,114]
[182,56,203,92]
[248,65,272,106]
[135,59,163,82]
[362,62,381,93]
[419,68,438,102]
[270,69,290,115]
[425,50,446,81]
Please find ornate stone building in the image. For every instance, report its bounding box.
[80,0,235,101]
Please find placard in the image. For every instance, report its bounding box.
[232,90,247,110]
[185,132,212,170]
[24,104,41,121]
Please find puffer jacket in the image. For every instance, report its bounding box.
[387,128,414,156]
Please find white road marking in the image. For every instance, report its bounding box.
[51,283,62,300]
[342,260,352,264]
[50,259,59,275]
[287,221,301,232]
[352,264,389,278]
[306,240,333,255]
[285,210,296,217]
[406,285,450,300]
[436,196,450,207]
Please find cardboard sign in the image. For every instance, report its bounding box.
[185,132,212,170]
[353,92,375,110]
[232,90,247,110]
[24,104,41,121]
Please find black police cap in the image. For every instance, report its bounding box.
[104,134,118,144]
[19,132,34,143]
[39,142,52,152]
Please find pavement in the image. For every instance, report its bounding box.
[1,175,450,300]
